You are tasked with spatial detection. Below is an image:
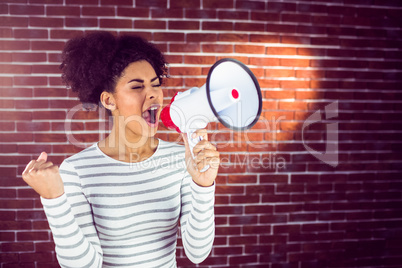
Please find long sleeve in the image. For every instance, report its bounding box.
[41,160,103,268]
[180,175,215,264]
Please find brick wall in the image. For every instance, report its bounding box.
[1,0,402,267]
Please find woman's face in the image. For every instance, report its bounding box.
[112,60,163,140]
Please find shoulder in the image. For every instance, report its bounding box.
[61,144,100,168]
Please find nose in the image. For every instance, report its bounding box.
[146,84,161,100]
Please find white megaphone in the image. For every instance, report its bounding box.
[161,58,262,171]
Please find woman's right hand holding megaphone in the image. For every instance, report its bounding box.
[22,152,65,199]
[182,129,220,187]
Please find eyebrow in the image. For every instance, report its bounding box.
[128,77,159,84]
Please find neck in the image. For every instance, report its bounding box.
[98,117,158,163]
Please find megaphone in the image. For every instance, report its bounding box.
[161,58,262,170]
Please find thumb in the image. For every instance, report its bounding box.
[181,134,191,157]
[37,152,47,162]
[181,133,188,150]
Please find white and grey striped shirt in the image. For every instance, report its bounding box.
[41,139,215,267]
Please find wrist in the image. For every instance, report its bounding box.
[41,190,65,200]
[192,179,214,187]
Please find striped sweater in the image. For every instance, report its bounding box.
[40,140,215,267]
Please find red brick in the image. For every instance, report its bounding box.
[218,33,248,42]
[265,69,295,78]
[0,64,31,74]
[46,6,80,16]
[202,44,233,53]
[184,55,216,65]
[14,29,48,39]
[100,0,132,4]
[1,242,34,252]
[168,20,199,30]
[250,57,280,67]
[280,58,310,67]
[13,76,47,86]
[227,175,256,184]
[203,0,234,9]
[0,166,17,178]
[267,47,297,55]
[136,0,167,7]
[33,111,66,120]
[31,41,65,51]
[0,199,34,209]
[49,99,80,109]
[0,189,16,199]
[202,21,233,31]
[229,235,258,245]
[31,0,63,3]
[0,211,16,222]
[32,221,51,231]
[10,4,44,15]
[0,111,32,121]
[134,20,166,29]
[17,210,47,220]
[34,133,67,143]
[0,28,12,38]
[313,14,341,25]
[11,52,47,62]
[0,40,30,50]
[229,254,258,265]
[0,52,12,62]
[82,6,115,16]
[0,16,29,27]
[230,195,259,204]
[18,144,52,154]
[280,80,310,89]
[235,22,265,32]
[235,44,265,54]
[116,7,148,17]
[66,18,98,28]
[152,32,183,42]
[35,242,55,252]
[219,10,249,20]
[186,33,217,42]
[186,9,216,19]
[0,232,15,242]
[29,17,63,27]
[245,205,274,214]
[19,252,55,262]
[236,1,265,10]
[169,66,201,76]
[214,245,243,255]
[15,99,50,109]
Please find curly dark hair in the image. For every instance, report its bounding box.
[60,31,168,105]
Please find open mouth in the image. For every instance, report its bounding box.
[142,105,160,126]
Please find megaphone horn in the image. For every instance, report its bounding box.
[161,58,262,171]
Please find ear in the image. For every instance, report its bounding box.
[100,91,116,112]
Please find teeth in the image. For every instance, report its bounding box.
[150,106,158,110]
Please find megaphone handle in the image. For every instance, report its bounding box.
[187,130,210,172]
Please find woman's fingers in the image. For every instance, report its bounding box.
[193,139,215,155]
[191,129,208,141]
[194,143,220,171]
[22,160,36,176]
[21,152,65,199]
[37,151,47,162]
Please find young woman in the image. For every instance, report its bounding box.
[22,31,220,267]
